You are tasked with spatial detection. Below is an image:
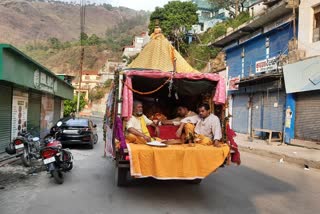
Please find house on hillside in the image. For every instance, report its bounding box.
[122,32,150,58]
[282,0,320,145]
[211,0,296,140]
[73,70,100,100]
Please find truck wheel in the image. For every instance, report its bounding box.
[52,170,64,184]
[115,167,128,187]
[187,179,202,184]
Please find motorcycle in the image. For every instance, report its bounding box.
[6,128,42,167]
[40,121,73,184]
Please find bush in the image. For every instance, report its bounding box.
[63,94,87,117]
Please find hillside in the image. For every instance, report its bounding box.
[0,0,149,74]
[0,0,146,44]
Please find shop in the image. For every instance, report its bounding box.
[0,44,73,153]
[283,56,320,143]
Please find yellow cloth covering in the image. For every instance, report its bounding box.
[127,143,230,179]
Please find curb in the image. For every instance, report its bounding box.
[239,146,320,170]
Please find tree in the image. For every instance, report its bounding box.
[88,34,101,45]
[208,0,249,18]
[63,94,87,117]
[148,1,198,46]
[47,37,62,49]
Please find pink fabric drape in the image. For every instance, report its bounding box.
[121,70,226,118]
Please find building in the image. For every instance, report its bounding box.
[72,70,100,100]
[191,0,227,34]
[282,0,320,144]
[211,0,294,137]
[0,44,74,153]
[122,32,150,58]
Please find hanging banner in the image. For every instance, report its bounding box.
[11,91,28,140]
[228,77,240,91]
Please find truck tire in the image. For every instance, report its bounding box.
[115,167,128,187]
[187,179,202,184]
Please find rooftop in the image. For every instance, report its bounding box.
[210,0,292,47]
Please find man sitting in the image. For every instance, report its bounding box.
[161,105,197,126]
[176,103,222,147]
[126,100,160,144]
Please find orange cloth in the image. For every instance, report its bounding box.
[127,143,230,179]
[184,123,213,146]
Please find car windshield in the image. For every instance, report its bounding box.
[64,119,88,127]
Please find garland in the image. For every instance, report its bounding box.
[122,77,172,95]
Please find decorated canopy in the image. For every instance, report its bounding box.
[122,28,226,118]
[128,28,198,73]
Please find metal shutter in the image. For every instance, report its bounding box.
[295,91,320,141]
[232,94,249,133]
[252,93,263,135]
[263,91,285,131]
[54,97,61,123]
[27,93,41,136]
[0,85,12,153]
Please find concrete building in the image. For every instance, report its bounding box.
[211,0,294,138]
[122,32,150,58]
[0,44,74,153]
[72,70,100,100]
[282,0,320,144]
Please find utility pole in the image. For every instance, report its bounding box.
[235,0,239,18]
[76,0,86,117]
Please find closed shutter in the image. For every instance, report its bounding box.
[252,93,263,133]
[263,91,285,131]
[53,97,61,123]
[232,94,249,133]
[0,85,12,153]
[27,93,41,136]
[295,91,320,141]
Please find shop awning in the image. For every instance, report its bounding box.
[283,56,320,93]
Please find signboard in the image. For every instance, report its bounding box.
[41,95,54,137]
[11,93,28,140]
[228,76,240,91]
[255,57,278,73]
[34,70,58,94]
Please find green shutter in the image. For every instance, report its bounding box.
[54,97,61,123]
[27,93,41,136]
[0,85,12,153]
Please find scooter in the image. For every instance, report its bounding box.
[40,121,73,184]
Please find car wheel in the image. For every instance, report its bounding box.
[93,134,98,144]
[88,141,94,149]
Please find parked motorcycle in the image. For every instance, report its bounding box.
[40,121,73,184]
[6,128,42,167]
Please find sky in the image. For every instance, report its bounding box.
[61,0,186,11]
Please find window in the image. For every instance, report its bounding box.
[96,76,100,80]
[313,5,320,42]
[85,75,90,80]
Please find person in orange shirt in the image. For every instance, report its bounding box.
[126,101,160,144]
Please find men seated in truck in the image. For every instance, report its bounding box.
[176,103,222,147]
[126,100,160,144]
[160,105,197,126]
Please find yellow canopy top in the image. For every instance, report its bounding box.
[128,28,199,73]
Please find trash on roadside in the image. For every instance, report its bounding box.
[304,164,310,170]
[279,158,284,163]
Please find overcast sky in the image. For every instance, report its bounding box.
[61,0,185,11]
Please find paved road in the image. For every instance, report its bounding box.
[1,117,320,214]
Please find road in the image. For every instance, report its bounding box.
[1,117,320,214]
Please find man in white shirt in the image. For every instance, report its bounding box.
[161,105,197,126]
[126,100,159,144]
[176,103,222,147]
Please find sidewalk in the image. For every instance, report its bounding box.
[235,134,320,170]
